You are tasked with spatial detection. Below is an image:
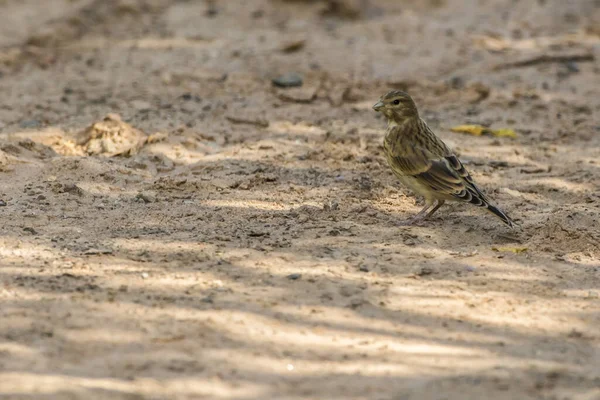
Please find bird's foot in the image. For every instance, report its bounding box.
[396,217,426,227]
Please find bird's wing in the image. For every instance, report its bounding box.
[385,126,516,227]
[388,143,489,205]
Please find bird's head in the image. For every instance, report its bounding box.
[372,90,418,123]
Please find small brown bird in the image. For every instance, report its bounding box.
[373,90,515,228]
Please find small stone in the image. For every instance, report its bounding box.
[0,200,6,206]
[136,192,156,203]
[287,273,302,280]
[449,76,464,89]
[272,72,303,88]
[567,329,583,338]
[417,266,434,276]
[83,248,113,255]
[23,227,38,235]
[359,265,369,272]
[564,61,580,73]
[349,298,367,309]
[141,272,149,279]
[19,119,41,129]
[62,183,84,196]
[280,38,306,53]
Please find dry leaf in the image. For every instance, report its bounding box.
[451,125,517,138]
[492,246,528,254]
[491,128,517,138]
[451,124,485,136]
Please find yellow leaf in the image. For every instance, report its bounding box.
[451,125,517,138]
[450,124,485,136]
[490,128,517,138]
[491,246,528,254]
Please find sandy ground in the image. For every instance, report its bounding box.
[1,0,599,399]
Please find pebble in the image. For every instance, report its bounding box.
[83,248,113,255]
[272,72,303,88]
[564,61,580,73]
[136,192,156,203]
[19,119,41,129]
[0,200,6,206]
[141,272,149,279]
[63,183,84,196]
[23,227,38,235]
[417,266,434,276]
[287,273,302,280]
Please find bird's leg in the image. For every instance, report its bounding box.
[425,199,445,218]
[397,199,445,226]
[397,201,435,226]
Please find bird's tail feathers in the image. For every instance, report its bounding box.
[486,203,516,228]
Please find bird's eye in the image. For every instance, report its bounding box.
[392,99,400,105]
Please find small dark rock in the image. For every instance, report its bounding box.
[0,200,6,206]
[354,175,373,191]
[287,273,302,280]
[205,6,218,17]
[417,266,434,276]
[62,183,84,196]
[136,192,156,203]
[20,119,41,129]
[449,76,464,89]
[272,72,303,88]
[489,161,509,168]
[567,329,583,338]
[83,248,113,255]
[76,283,100,292]
[564,61,580,73]
[23,227,38,235]
[359,265,369,272]
[349,298,367,309]
[248,230,268,237]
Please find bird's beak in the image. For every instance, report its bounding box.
[372,101,384,111]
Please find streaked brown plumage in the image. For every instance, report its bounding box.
[373,90,515,228]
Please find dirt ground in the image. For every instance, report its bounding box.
[0,0,599,399]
